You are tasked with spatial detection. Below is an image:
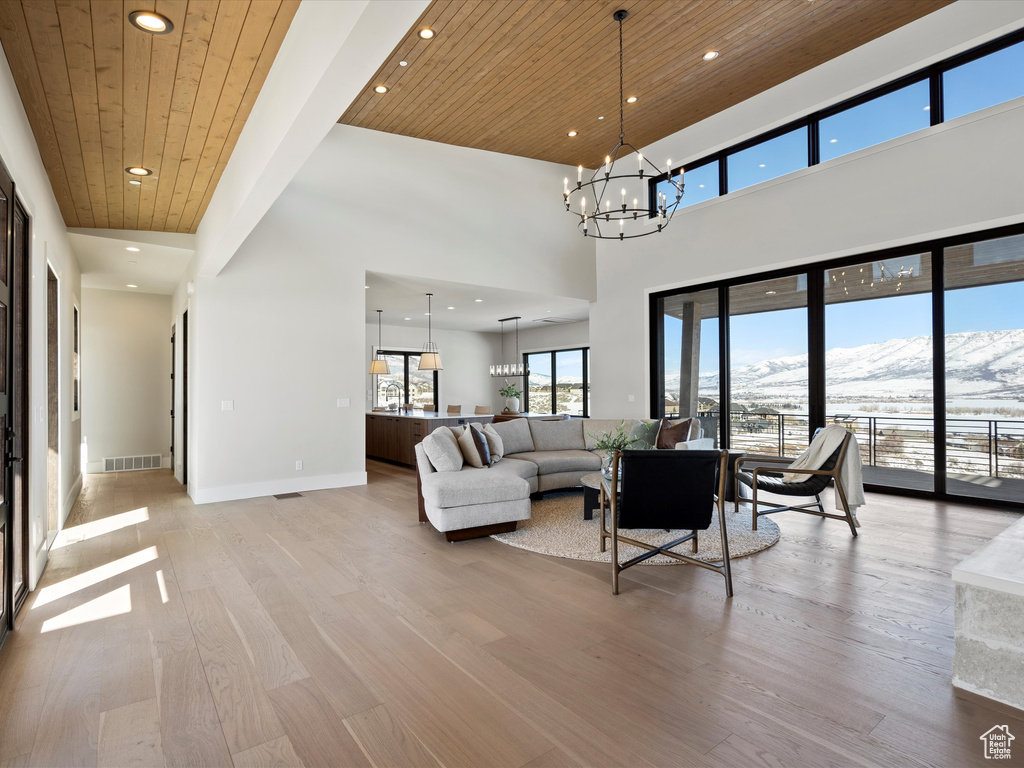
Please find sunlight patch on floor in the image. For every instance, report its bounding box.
[41,584,132,633]
[52,507,150,549]
[35,546,158,607]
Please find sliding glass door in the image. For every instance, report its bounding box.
[728,275,809,458]
[661,288,719,442]
[944,234,1024,504]
[824,255,934,491]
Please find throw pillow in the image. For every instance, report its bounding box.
[488,419,535,455]
[482,423,504,462]
[421,428,463,472]
[458,425,492,468]
[628,419,662,450]
[656,418,693,450]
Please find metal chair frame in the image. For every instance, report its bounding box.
[734,431,857,537]
[599,449,733,597]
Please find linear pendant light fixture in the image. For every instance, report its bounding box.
[562,9,683,239]
[490,316,527,377]
[369,309,390,375]
[418,293,443,370]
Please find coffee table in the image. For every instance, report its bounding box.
[580,472,605,520]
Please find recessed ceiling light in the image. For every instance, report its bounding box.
[126,284,138,288]
[567,131,577,137]
[597,115,604,120]
[399,60,408,67]
[128,179,142,186]
[447,306,454,310]
[626,96,637,104]
[424,312,431,316]
[125,166,152,176]
[404,317,411,321]
[374,85,388,94]
[128,10,173,34]
[765,290,777,295]
[702,50,719,61]
[474,298,483,302]
[418,28,434,39]
[829,138,838,143]
[126,247,140,252]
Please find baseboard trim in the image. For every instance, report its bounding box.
[62,473,83,520]
[190,471,368,505]
[953,681,1024,719]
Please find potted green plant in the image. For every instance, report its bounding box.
[499,379,522,413]
[590,421,641,475]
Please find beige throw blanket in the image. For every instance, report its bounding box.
[782,424,865,525]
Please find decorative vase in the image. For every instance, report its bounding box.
[505,396,520,413]
[602,453,614,477]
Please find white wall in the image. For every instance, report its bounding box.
[0,41,82,588]
[183,124,595,503]
[365,323,504,414]
[518,320,589,355]
[81,289,171,471]
[590,4,1024,419]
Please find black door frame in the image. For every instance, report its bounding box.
[182,310,188,487]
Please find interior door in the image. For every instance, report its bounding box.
[0,161,13,641]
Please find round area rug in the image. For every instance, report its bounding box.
[492,492,780,564]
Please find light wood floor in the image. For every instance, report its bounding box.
[1,463,1022,768]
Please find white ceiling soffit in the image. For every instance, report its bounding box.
[194,0,430,278]
[365,272,590,333]
[70,228,195,295]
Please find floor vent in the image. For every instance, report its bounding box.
[274,492,303,500]
[103,455,163,472]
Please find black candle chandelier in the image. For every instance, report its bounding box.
[563,9,684,240]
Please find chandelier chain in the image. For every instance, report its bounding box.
[618,16,624,143]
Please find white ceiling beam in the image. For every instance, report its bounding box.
[194,0,430,277]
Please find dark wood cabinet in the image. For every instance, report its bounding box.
[366,414,491,466]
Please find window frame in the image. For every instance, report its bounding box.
[648,220,1024,511]
[374,350,439,411]
[648,26,1024,214]
[522,346,590,417]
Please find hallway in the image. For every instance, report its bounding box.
[0,465,1021,767]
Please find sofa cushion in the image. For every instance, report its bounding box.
[489,456,538,481]
[458,425,492,468]
[482,423,504,462]
[488,419,535,455]
[530,419,585,451]
[420,469,529,508]
[584,419,635,450]
[421,427,463,472]
[507,449,601,475]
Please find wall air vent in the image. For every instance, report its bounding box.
[103,455,163,472]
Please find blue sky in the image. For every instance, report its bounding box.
[664,281,1024,374]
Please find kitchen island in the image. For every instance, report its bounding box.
[366,411,493,466]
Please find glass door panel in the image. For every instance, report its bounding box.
[825,255,934,491]
[555,349,585,416]
[374,354,405,408]
[407,355,435,409]
[728,276,808,457]
[526,352,551,414]
[944,234,1024,503]
[661,288,719,443]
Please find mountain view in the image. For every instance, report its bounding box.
[664,329,1024,415]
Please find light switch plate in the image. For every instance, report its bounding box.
[628,394,635,402]
[295,460,303,471]
[221,400,234,411]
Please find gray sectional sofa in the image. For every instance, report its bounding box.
[415,417,713,540]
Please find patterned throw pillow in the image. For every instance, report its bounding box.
[457,424,492,468]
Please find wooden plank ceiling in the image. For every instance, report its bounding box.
[341,0,954,169]
[0,0,299,232]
